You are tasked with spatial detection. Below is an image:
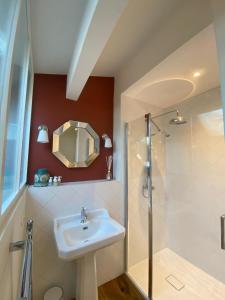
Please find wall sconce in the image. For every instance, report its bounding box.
[102,134,112,148]
[37,125,49,143]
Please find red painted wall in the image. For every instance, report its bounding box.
[27,74,114,184]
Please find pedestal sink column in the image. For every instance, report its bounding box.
[76,252,98,300]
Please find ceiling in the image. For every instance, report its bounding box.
[92,0,182,76]
[30,0,218,105]
[124,25,220,109]
[31,0,88,74]
[31,0,181,76]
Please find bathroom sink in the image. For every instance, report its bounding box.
[54,208,125,300]
[54,208,125,260]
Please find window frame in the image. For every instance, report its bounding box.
[20,55,34,188]
[0,0,33,215]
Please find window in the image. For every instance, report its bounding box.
[0,0,16,110]
[20,61,33,186]
[0,0,33,213]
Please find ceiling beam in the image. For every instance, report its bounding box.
[66,0,128,100]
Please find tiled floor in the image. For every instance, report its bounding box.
[128,248,225,300]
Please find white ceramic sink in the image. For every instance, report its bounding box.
[54,209,125,260]
[54,208,125,300]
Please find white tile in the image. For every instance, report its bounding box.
[28,186,56,207]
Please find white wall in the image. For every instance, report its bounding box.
[0,189,27,300]
[26,180,124,300]
[165,87,225,282]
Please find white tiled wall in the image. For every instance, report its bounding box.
[0,189,27,300]
[26,180,124,300]
[151,123,168,253]
[164,87,225,282]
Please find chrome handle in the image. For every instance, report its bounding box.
[142,176,150,198]
[221,215,225,250]
[142,176,154,199]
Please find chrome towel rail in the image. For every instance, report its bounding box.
[10,219,33,300]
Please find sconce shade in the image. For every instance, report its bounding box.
[102,134,112,148]
[104,137,112,148]
[37,125,49,143]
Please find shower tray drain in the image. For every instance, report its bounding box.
[165,274,185,291]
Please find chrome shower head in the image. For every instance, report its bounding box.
[169,110,187,125]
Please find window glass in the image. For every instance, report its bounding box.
[2,0,28,211]
[0,0,16,110]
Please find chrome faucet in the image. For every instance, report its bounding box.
[80,207,87,223]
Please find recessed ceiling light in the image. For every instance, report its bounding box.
[193,71,201,78]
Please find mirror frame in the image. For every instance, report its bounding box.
[52,120,100,168]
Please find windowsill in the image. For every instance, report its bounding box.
[28,178,118,188]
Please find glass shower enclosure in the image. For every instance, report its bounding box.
[126,114,152,298]
[126,89,225,300]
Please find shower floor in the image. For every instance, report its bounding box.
[128,248,225,300]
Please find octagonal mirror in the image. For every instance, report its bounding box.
[52,121,100,168]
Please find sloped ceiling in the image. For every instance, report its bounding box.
[92,0,181,76]
[31,0,88,74]
[30,0,181,76]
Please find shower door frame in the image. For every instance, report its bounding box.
[125,113,153,300]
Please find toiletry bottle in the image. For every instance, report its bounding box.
[48,177,53,186]
[58,176,62,185]
[53,176,58,186]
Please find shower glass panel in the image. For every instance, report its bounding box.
[152,87,225,300]
[126,115,151,298]
[126,87,225,300]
